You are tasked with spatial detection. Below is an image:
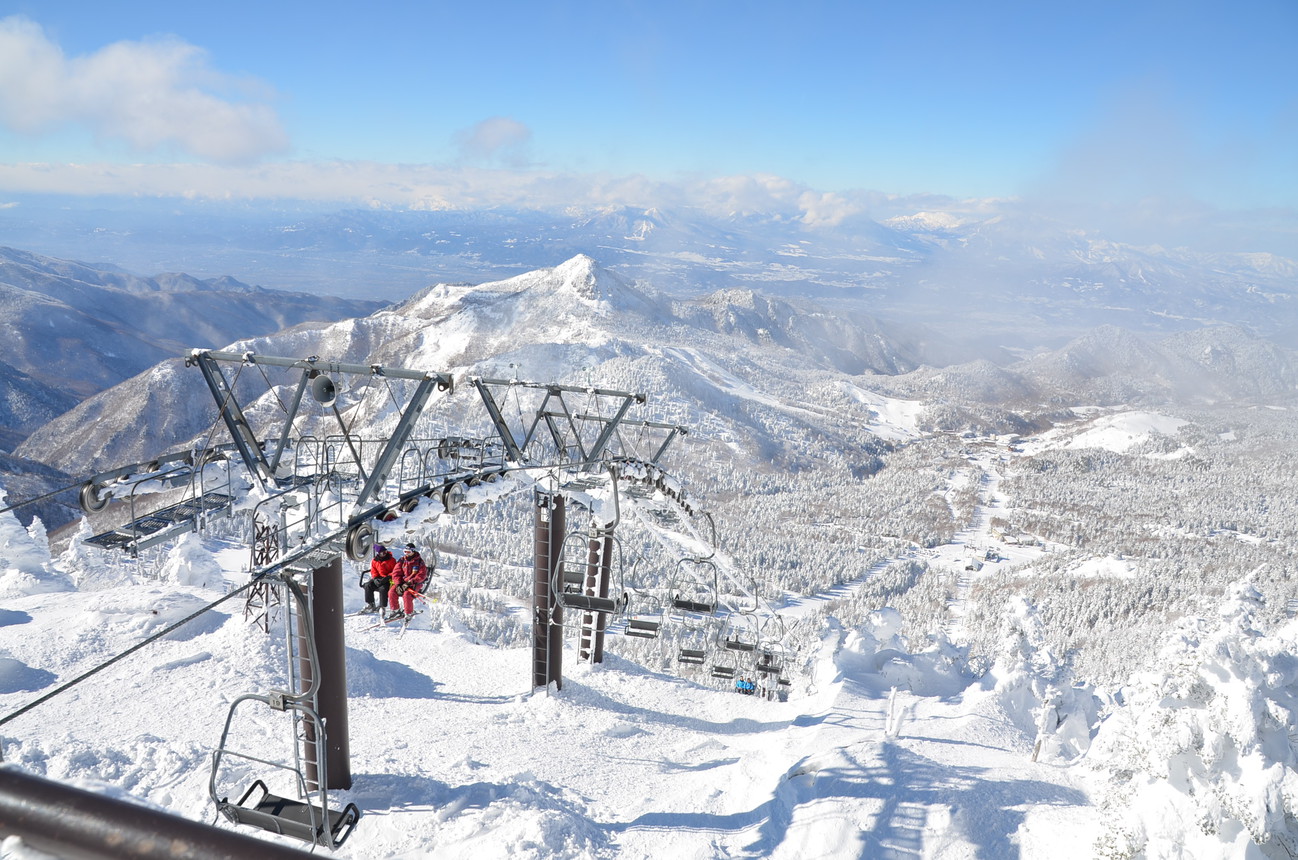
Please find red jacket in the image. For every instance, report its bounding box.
[370,550,396,580]
[393,551,427,589]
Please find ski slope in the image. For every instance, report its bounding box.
[0,535,1099,859]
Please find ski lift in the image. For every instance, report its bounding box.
[209,577,360,850]
[675,623,713,667]
[552,558,627,615]
[550,469,629,617]
[720,612,760,652]
[626,617,661,638]
[677,648,706,666]
[670,557,718,616]
[710,658,737,680]
[754,645,787,676]
[622,590,664,639]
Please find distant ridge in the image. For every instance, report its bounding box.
[0,246,384,452]
[12,254,1296,481]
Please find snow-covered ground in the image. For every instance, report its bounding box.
[0,539,1099,859]
[3,406,1297,859]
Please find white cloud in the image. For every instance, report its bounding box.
[0,159,1291,258]
[453,116,532,167]
[0,15,288,164]
[797,190,861,227]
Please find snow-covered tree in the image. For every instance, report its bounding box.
[0,487,72,598]
[1088,581,1298,859]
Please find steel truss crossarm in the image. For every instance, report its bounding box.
[472,378,526,463]
[188,349,453,511]
[200,350,452,386]
[187,350,274,484]
[474,377,646,467]
[581,394,639,468]
[350,373,443,518]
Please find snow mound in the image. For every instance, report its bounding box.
[1064,411,1188,453]
[0,656,56,693]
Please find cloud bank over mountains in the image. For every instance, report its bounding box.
[0,13,1293,259]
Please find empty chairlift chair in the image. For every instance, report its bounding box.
[710,660,737,680]
[626,616,662,638]
[755,647,786,677]
[676,624,714,667]
[678,647,707,666]
[623,591,664,639]
[670,557,719,617]
[721,612,760,653]
[208,578,360,850]
[553,529,627,617]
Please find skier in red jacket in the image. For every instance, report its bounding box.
[387,543,429,620]
[360,544,397,614]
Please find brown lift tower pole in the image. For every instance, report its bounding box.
[532,490,565,690]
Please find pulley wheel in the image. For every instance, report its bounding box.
[78,482,108,514]
[345,522,375,561]
[442,481,466,515]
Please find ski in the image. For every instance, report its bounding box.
[363,610,421,631]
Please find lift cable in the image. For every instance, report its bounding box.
[253,361,291,415]
[0,480,87,517]
[0,573,268,743]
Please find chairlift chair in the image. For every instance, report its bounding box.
[721,612,760,652]
[622,590,664,639]
[210,694,360,850]
[551,528,626,616]
[755,642,789,676]
[626,617,661,638]
[670,557,719,617]
[675,624,713,667]
[209,578,360,850]
[678,648,706,666]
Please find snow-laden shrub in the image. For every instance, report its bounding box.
[58,519,137,592]
[982,595,1099,762]
[157,532,225,590]
[0,488,73,598]
[835,608,969,698]
[1088,581,1298,859]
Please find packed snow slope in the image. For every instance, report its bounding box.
[0,509,1108,859]
[2,417,1297,857]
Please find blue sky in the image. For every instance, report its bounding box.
[0,1,1294,222]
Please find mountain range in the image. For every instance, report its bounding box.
[9,253,1295,546]
[0,245,383,452]
[3,196,1294,351]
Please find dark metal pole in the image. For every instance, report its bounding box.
[531,491,564,691]
[312,557,352,790]
[0,767,315,860]
[548,495,565,689]
[592,530,614,664]
[532,492,553,689]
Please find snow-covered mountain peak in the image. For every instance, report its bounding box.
[884,211,968,232]
[551,253,608,302]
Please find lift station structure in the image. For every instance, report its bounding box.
[1,348,803,853]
